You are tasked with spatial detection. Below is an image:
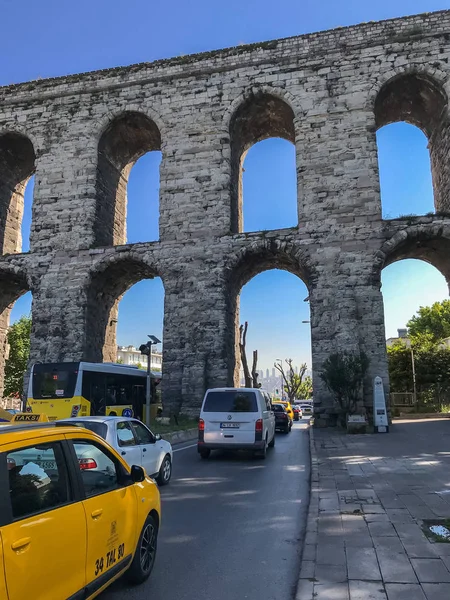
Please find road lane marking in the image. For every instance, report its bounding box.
[173,443,197,452]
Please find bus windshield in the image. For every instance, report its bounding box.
[32,364,78,400]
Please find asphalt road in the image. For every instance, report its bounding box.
[102,420,310,600]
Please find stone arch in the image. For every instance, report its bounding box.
[95,111,162,247]
[225,239,314,384]
[85,253,163,363]
[373,224,450,288]
[0,132,36,254]
[373,71,449,214]
[0,265,31,398]
[228,91,297,233]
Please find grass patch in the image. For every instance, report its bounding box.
[422,519,450,543]
[150,416,198,435]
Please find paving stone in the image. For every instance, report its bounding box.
[302,544,317,561]
[376,548,418,583]
[402,543,438,559]
[420,583,450,599]
[315,564,348,582]
[317,543,347,566]
[369,522,398,537]
[349,580,387,600]
[410,558,450,583]
[373,536,408,553]
[314,582,350,600]
[385,583,426,600]
[295,579,314,600]
[300,560,315,579]
[346,546,382,581]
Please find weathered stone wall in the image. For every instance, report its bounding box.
[0,10,450,422]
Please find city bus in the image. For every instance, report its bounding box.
[26,362,162,421]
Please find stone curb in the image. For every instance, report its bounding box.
[161,427,198,445]
[295,425,319,600]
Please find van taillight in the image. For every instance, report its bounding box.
[198,418,205,442]
[78,458,97,470]
[255,419,263,432]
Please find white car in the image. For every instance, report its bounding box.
[198,387,276,459]
[58,416,173,485]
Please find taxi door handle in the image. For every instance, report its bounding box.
[91,509,103,520]
[11,537,31,551]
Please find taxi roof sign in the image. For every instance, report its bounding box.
[11,413,49,423]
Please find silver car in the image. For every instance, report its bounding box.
[58,416,173,485]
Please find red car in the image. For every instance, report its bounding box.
[292,405,303,421]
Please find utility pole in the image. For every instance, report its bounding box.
[139,335,161,427]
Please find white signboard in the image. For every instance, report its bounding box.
[373,376,389,433]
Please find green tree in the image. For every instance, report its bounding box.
[297,375,313,400]
[407,300,450,345]
[4,315,32,397]
[320,351,369,423]
[275,359,308,402]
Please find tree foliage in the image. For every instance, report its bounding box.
[297,375,313,400]
[274,359,308,402]
[407,300,450,345]
[4,316,32,397]
[388,342,450,394]
[319,351,369,418]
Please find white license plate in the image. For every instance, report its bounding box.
[220,423,239,428]
[39,461,57,469]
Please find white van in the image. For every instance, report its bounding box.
[197,388,276,459]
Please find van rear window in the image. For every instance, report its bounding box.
[203,391,258,413]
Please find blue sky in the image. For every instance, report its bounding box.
[5,0,449,371]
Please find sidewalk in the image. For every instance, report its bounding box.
[297,419,450,600]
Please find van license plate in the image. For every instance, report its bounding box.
[220,423,239,428]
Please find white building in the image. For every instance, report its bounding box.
[117,345,162,371]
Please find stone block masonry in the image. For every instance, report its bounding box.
[0,10,450,420]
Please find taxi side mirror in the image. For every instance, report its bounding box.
[130,465,145,483]
[155,433,161,441]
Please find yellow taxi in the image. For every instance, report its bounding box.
[0,419,161,600]
[273,400,295,421]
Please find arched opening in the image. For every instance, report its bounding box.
[95,112,162,247]
[0,132,36,254]
[374,73,449,217]
[0,271,31,401]
[116,278,164,370]
[229,93,297,233]
[380,233,450,413]
[85,258,164,365]
[377,124,433,218]
[226,244,312,392]
[126,152,161,244]
[239,270,311,394]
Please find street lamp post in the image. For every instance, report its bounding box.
[139,335,161,427]
[404,339,417,410]
[275,358,283,400]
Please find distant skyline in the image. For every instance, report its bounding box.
[5,0,450,372]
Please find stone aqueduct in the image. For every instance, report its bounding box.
[1,10,450,424]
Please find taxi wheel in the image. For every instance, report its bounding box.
[127,514,158,584]
[157,455,172,486]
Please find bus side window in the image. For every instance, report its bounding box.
[82,371,107,416]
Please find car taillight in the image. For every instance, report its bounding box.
[198,419,205,431]
[255,419,263,432]
[78,458,97,470]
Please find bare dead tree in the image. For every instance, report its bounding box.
[274,359,308,402]
[239,322,260,388]
[251,350,261,388]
